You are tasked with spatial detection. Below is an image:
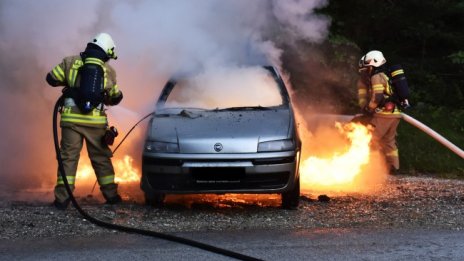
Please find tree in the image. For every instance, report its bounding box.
[322,0,464,109]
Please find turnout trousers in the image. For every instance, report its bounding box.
[370,116,401,171]
[54,124,118,203]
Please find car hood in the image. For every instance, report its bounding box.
[148,109,291,153]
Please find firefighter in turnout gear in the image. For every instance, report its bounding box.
[46,33,123,209]
[357,50,401,174]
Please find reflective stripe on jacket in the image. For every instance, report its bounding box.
[61,105,108,125]
[369,72,401,118]
[48,55,121,127]
[357,74,370,109]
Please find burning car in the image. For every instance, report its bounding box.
[141,66,301,209]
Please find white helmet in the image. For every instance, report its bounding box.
[90,33,117,59]
[359,50,386,68]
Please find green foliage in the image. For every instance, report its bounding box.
[448,51,464,64]
[318,1,464,176]
[322,0,464,109]
[398,107,464,176]
[327,34,360,63]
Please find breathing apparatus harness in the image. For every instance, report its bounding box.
[353,64,410,125]
[371,64,411,112]
[61,44,110,114]
[52,96,261,261]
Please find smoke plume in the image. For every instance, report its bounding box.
[0,0,330,193]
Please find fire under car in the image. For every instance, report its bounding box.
[141,66,301,209]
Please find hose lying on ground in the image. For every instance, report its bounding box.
[53,96,262,261]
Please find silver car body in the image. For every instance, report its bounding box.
[141,66,301,204]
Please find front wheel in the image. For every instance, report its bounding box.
[145,193,166,208]
[281,177,300,210]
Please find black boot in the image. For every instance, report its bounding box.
[53,199,70,210]
[389,167,400,176]
[105,194,122,205]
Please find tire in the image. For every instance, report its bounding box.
[281,177,300,210]
[145,193,166,208]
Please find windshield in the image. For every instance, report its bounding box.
[162,67,285,110]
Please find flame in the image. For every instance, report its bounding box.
[76,163,94,182]
[300,122,374,192]
[114,155,140,183]
[76,155,140,184]
[165,194,281,208]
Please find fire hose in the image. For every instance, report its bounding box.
[353,112,464,159]
[89,111,154,194]
[401,113,464,159]
[53,96,262,261]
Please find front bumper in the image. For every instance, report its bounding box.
[141,151,300,194]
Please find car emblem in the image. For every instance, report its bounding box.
[214,143,223,152]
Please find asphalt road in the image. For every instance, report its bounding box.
[1,228,464,260]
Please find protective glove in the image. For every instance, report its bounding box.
[104,85,123,106]
[400,99,410,109]
[108,84,120,97]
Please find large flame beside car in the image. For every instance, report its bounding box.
[300,121,378,193]
[114,155,140,183]
[76,155,140,184]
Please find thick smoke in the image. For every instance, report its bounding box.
[0,0,330,192]
[165,67,283,109]
[272,0,330,43]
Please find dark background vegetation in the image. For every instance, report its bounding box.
[283,0,463,176]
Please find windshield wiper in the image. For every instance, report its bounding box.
[155,109,202,119]
[156,107,206,115]
[179,109,202,118]
[214,106,272,111]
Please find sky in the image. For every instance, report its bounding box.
[0,0,330,190]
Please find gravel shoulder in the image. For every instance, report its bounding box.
[1,175,464,240]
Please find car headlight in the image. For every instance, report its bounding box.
[145,141,179,153]
[258,139,294,152]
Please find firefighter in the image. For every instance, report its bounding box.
[357,50,401,174]
[46,33,123,209]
